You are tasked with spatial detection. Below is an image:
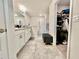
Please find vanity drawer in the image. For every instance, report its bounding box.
[18,33,25,49]
[16,32,25,53]
[25,31,31,43]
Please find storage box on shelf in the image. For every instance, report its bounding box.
[15,29,24,53]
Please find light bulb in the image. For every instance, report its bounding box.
[18,4,27,12]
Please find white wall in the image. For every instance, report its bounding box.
[30,16,46,37]
[25,14,31,26]
[57,5,70,12]
[39,17,47,34]
[72,0,79,16]
[49,0,57,45]
[14,13,31,28]
[14,16,25,26]
[69,0,79,59]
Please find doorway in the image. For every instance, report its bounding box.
[55,0,70,58]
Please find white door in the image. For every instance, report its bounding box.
[68,0,79,59]
[39,17,46,35]
[0,0,8,59]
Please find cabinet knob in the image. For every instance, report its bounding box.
[19,35,22,38]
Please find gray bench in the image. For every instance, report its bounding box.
[42,33,53,45]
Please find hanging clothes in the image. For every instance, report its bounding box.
[62,19,69,31]
[62,9,70,14]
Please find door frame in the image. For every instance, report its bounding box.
[0,0,9,59]
[67,0,73,59]
[54,0,73,59]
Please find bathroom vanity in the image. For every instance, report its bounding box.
[15,28,32,53]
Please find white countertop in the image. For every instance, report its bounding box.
[15,28,31,36]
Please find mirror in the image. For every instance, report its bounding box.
[14,12,25,30]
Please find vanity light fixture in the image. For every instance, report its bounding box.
[18,4,27,13]
[14,13,18,17]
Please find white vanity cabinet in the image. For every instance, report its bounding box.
[69,18,79,59]
[15,28,32,54]
[15,34,20,53]
[18,32,25,49]
[0,33,8,59]
[15,30,25,53]
[25,29,31,43]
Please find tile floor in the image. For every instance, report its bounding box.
[57,44,67,58]
[17,37,66,59]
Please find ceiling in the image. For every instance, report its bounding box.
[13,0,52,16]
[13,0,70,16]
[57,0,70,6]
